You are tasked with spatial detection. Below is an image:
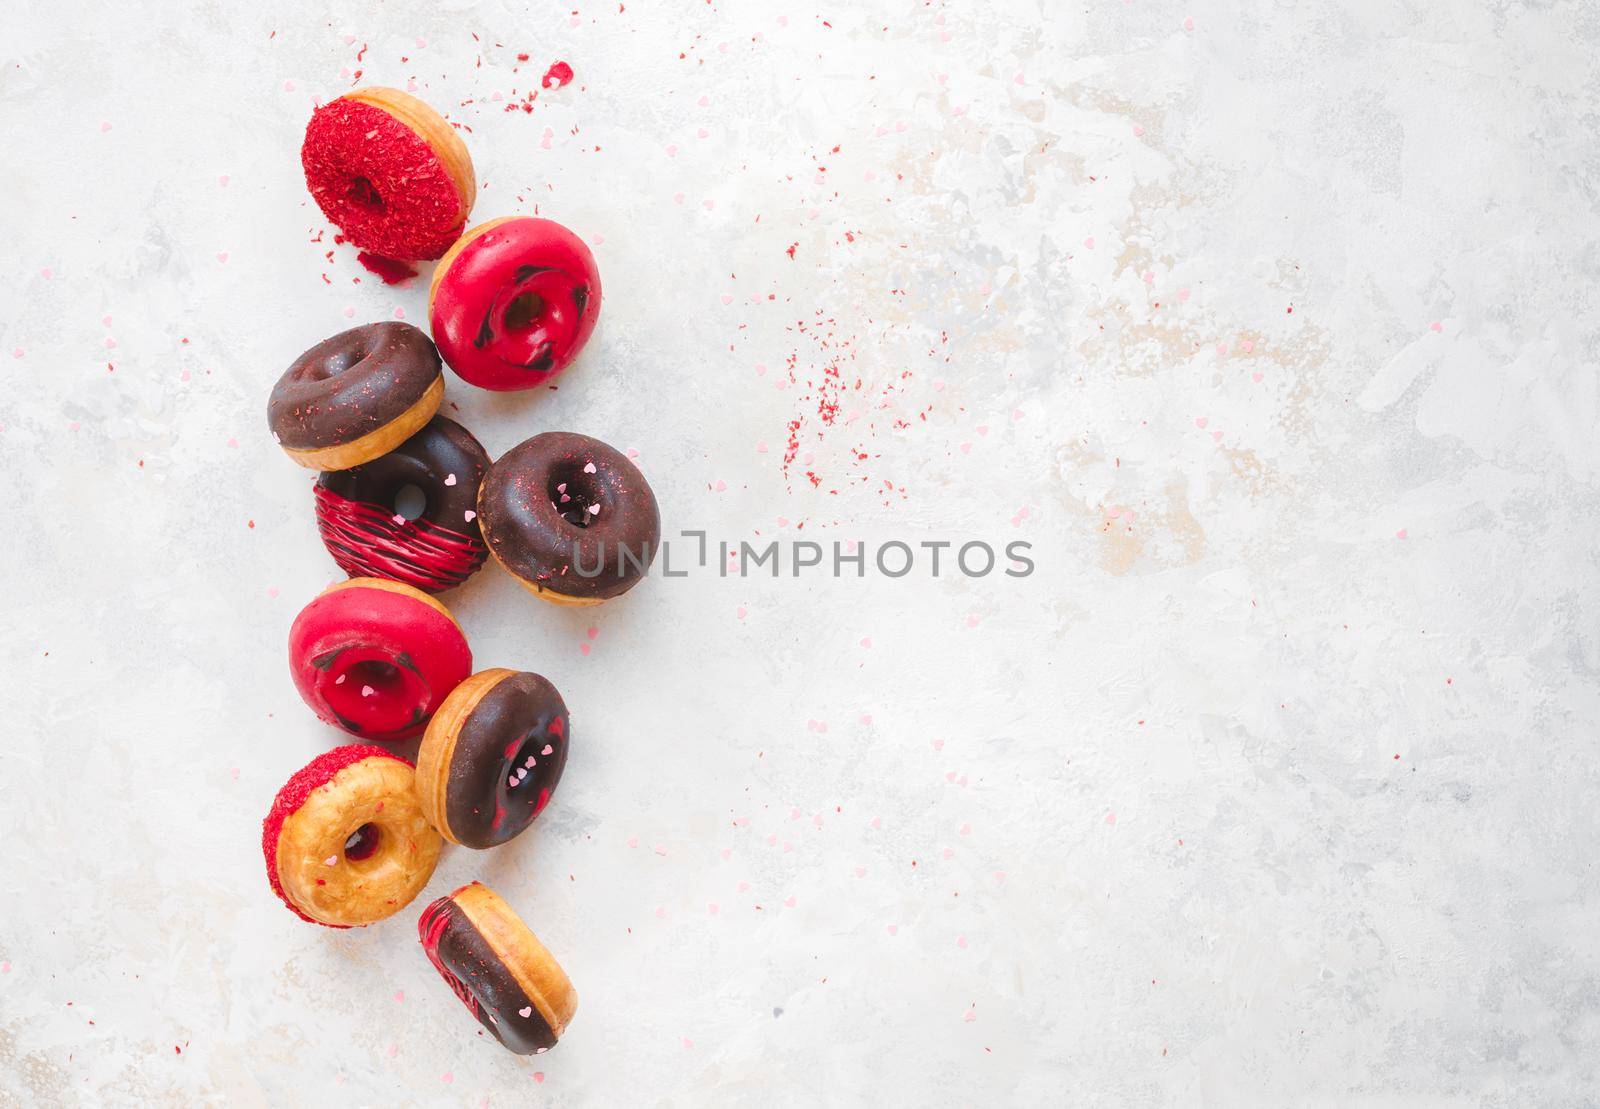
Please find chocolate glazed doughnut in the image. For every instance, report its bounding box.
[268,322,444,471]
[477,432,661,605]
[416,669,569,848]
[315,416,490,593]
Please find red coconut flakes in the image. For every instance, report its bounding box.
[302,99,467,260]
[261,744,413,927]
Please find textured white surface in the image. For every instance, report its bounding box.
[4,0,1600,1104]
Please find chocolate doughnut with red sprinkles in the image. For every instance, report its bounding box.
[415,669,570,848]
[315,416,490,593]
[268,321,444,471]
[477,432,660,605]
[428,217,601,391]
[301,87,476,260]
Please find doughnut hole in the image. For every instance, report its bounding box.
[343,822,381,862]
[393,483,427,521]
[321,652,430,737]
[347,175,383,210]
[546,462,603,530]
[504,291,546,332]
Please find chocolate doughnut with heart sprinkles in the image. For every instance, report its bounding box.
[315,416,490,594]
[419,882,578,1055]
[268,321,444,471]
[477,432,661,605]
[415,669,570,848]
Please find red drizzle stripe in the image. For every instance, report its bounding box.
[314,484,486,594]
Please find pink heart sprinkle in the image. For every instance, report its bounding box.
[959,822,972,835]
[1395,528,1408,540]
[394,990,405,1003]
[853,866,866,877]
[737,880,749,892]
[1429,320,1443,332]
[444,474,456,486]
[859,636,872,648]
[580,643,591,656]
[870,816,882,830]
[957,936,968,948]
[708,903,719,914]
[1194,416,1208,429]
[1178,288,1191,301]
[1240,339,1255,353]
[627,836,639,848]
[343,306,355,318]
[960,442,973,454]
[324,856,337,866]
[736,606,748,619]
[464,510,476,522]
[541,744,553,755]
[361,685,375,698]
[100,121,112,132]
[720,848,731,860]
[720,294,732,305]
[1252,372,1264,382]
[216,251,228,263]
[932,739,945,750]
[519,1006,533,1017]
[583,462,597,474]
[392,514,406,525]
[1132,123,1144,137]
[964,1009,976,1022]
[886,923,898,935]
[533,1073,545,1083]
[440,1072,453,1084]
[682,1037,694,1049]
[784,895,796,908]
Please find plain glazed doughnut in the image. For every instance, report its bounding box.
[315,416,490,593]
[263,745,443,928]
[287,578,471,741]
[268,322,444,471]
[301,87,476,261]
[419,881,578,1054]
[415,669,570,848]
[477,432,660,605]
[428,217,601,391]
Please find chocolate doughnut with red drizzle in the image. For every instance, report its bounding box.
[419,882,578,1055]
[477,432,660,605]
[301,88,476,260]
[287,579,472,740]
[315,416,490,593]
[268,322,445,471]
[416,669,569,848]
[429,217,601,391]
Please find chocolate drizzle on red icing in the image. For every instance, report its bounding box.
[418,890,560,1055]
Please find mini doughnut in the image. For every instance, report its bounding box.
[416,669,570,848]
[315,416,491,594]
[302,87,476,261]
[428,217,601,391]
[263,745,443,928]
[419,882,578,1054]
[268,322,444,471]
[287,578,472,741]
[478,432,661,605]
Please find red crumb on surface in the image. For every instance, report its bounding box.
[261,745,413,927]
[542,61,574,89]
[356,252,419,284]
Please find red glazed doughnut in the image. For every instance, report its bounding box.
[428,217,601,391]
[287,578,472,741]
[302,88,476,261]
[263,744,443,927]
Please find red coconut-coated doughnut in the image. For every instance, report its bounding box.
[287,578,472,741]
[428,217,601,391]
[262,744,442,927]
[302,88,476,261]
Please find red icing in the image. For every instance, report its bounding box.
[314,485,486,594]
[430,218,601,392]
[541,61,574,89]
[356,251,420,285]
[287,584,471,741]
[262,745,410,927]
[302,97,468,260]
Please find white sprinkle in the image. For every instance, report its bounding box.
[464,510,476,522]
[443,473,457,486]
[583,462,597,474]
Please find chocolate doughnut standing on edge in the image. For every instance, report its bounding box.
[268,322,444,471]
[416,669,570,848]
[315,416,490,593]
[419,882,578,1055]
[477,431,661,605]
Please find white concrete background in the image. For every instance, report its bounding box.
[3,0,1598,1104]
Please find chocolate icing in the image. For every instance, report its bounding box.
[478,432,661,600]
[315,416,489,592]
[419,894,558,1055]
[444,671,568,848]
[268,322,442,450]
